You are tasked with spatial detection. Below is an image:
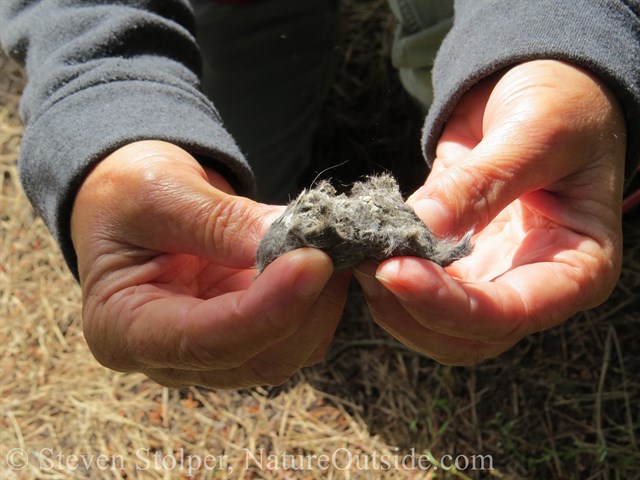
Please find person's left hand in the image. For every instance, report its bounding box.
[354,60,627,365]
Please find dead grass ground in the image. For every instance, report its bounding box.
[1,2,639,479]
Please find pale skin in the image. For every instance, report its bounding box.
[71,60,626,386]
[355,60,626,364]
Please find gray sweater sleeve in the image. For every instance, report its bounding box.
[0,0,256,278]
[424,0,640,182]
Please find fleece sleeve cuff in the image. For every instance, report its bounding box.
[18,80,256,278]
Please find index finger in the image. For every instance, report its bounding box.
[89,249,334,372]
[374,255,601,342]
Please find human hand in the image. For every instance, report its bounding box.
[355,60,626,364]
[71,141,349,388]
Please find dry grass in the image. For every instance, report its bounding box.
[1,3,639,479]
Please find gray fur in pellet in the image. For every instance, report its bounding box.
[256,174,472,272]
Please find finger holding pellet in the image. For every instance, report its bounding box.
[374,257,527,341]
[143,252,348,389]
[93,249,334,377]
[354,263,501,365]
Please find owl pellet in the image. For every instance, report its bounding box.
[256,174,472,272]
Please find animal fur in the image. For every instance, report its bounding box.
[256,174,472,271]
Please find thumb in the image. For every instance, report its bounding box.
[407,134,538,236]
[409,111,588,237]
[72,141,279,270]
[408,60,621,237]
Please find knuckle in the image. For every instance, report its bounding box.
[562,242,622,313]
[145,370,189,389]
[120,160,175,203]
[584,255,622,310]
[83,311,136,373]
[206,198,237,252]
[105,161,184,229]
[85,339,136,373]
[441,165,494,228]
[205,197,260,258]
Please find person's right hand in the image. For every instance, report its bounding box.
[70,140,350,389]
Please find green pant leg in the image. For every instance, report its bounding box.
[193,0,339,203]
[387,0,454,109]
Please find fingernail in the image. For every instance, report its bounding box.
[413,199,450,235]
[376,258,400,280]
[294,261,330,297]
[353,268,382,299]
[376,261,413,303]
